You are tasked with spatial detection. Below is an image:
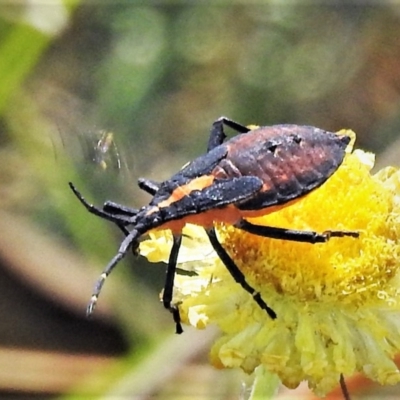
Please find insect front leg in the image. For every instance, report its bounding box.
[206,228,277,319]
[235,219,359,243]
[137,178,160,195]
[102,201,139,217]
[100,199,141,249]
[69,182,134,225]
[207,116,251,151]
[162,234,184,334]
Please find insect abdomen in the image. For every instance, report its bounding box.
[213,125,350,210]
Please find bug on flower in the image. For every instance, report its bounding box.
[69,117,359,334]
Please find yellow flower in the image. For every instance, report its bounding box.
[140,130,400,396]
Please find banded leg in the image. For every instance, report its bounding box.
[162,234,183,334]
[207,116,251,151]
[235,219,359,243]
[206,228,276,319]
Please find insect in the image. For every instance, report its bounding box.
[69,117,359,334]
[92,131,122,171]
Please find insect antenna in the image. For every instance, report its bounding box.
[87,228,142,316]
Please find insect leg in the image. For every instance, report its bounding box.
[207,116,251,151]
[206,228,277,319]
[87,228,141,316]
[102,180,160,241]
[340,374,351,400]
[103,200,139,217]
[69,182,133,225]
[162,234,184,334]
[138,178,160,195]
[236,219,359,243]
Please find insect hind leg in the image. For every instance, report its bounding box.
[236,219,359,243]
[207,116,251,152]
[206,227,277,319]
[235,219,360,244]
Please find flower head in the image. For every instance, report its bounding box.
[140,130,400,396]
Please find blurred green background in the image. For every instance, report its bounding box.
[1,2,400,399]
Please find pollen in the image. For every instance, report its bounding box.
[220,150,398,308]
[139,130,400,396]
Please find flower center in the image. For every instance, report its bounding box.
[217,153,400,307]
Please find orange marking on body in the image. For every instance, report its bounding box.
[155,204,242,233]
[145,174,216,216]
[153,196,302,234]
[157,175,215,209]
